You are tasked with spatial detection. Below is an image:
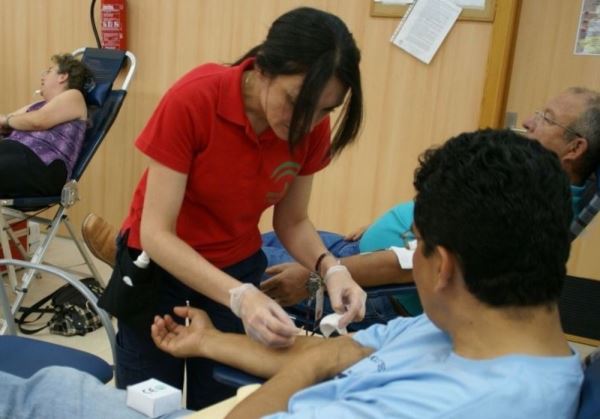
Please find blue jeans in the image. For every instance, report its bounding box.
[261,231,400,331]
[0,367,191,419]
[262,231,361,266]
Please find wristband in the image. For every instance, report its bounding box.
[323,264,348,283]
[315,251,333,274]
[229,283,256,318]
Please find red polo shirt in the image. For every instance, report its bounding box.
[121,59,331,268]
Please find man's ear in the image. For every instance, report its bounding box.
[433,245,456,292]
[564,137,588,162]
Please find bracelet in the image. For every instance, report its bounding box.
[324,264,348,283]
[315,251,333,275]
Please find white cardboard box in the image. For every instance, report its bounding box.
[126,378,182,418]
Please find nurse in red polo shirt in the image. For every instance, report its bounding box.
[113,7,366,409]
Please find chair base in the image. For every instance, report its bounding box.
[1,204,104,330]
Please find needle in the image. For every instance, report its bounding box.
[185,300,190,327]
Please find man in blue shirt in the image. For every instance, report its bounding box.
[151,129,584,418]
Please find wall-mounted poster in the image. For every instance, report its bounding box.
[575,0,600,55]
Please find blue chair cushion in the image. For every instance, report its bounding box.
[0,336,112,383]
[84,81,113,107]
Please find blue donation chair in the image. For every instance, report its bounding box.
[0,48,136,335]
[0,259,116,383]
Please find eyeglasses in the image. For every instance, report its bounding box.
[534,110,584,138]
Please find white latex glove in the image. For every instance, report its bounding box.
[230,283,299,348]
[324,266,367,329]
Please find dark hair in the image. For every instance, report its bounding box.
[52,53,94,94]
[234,7,362,157]
[564,87,600,180]
[413,129,572,307]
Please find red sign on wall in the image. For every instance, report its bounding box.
[101,0,127,50]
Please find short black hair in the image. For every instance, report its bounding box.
[413,129,572,307]
[52,53,94,93]
[234,7,362,157]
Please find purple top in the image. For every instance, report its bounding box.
[7,101,86,179]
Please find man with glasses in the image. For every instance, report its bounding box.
[522,87,600,213]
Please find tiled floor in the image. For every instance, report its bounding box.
[1,235,598,385]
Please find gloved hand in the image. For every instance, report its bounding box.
[323,266,367,329]
[230,283,299,348]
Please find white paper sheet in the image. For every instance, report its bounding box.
[390,0,462,64]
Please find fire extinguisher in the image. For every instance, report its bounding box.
[100,0,127,50]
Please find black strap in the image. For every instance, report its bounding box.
[16,287,61,334]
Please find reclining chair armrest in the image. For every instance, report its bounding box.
[0,336,114,383]
[213,365,264,388]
